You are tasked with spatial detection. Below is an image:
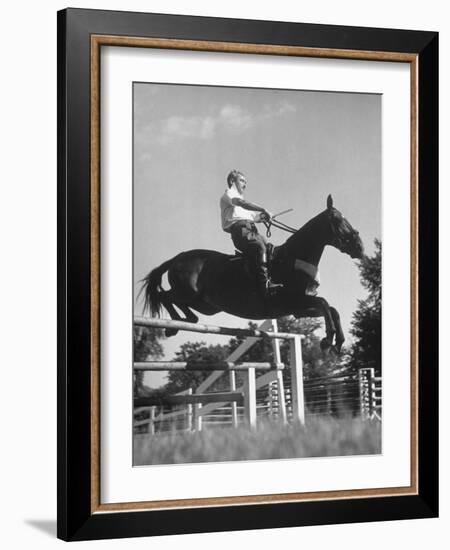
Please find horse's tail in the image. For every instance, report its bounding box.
[139,258,174,317]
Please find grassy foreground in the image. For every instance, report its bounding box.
[133,417,381,466]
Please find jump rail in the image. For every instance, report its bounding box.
[134,361,284,372]
[134,317,305,429]
[134,316,301,340]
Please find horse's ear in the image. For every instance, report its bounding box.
[327,194,333,210]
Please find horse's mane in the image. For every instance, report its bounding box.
[284,209,328,248]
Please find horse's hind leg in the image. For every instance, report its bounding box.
[159,291,183,337]
[159,291,199,336]
[175,303,199,324]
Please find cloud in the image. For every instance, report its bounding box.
[159,115,216,143]
[146,101,296,145]
[263,101,296,118]
[219,105,253,132]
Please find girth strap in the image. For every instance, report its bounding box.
[294,259,320,285]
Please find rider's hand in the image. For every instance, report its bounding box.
[261,210,272,221]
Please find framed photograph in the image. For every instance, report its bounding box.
[57,8,438,541]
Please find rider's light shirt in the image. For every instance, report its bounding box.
[220,185,259,232]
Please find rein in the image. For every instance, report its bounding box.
[263,218,297,238]
[264,211,340,246]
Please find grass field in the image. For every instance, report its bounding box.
[133,416,381,466]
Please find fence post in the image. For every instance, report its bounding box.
[271,320,287,424]
[186,388,193,431]
[369,370,377,419]
[148,406,155,437]
[359,369,366,418]
[372,374,382,420]
[243,367,257,428]
[194,403,203,432]
[326,388,332,415]
[289,336,305,424]
[229,370,239,427]
[268,380,275,418]
[285,388,293,420]
[276,371,287,424]
[359,368,375,420]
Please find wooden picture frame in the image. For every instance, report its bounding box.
[57,8,438,541]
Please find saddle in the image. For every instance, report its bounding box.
[231,244,320,296]
[232,242,276,264]
[231,243,279,282]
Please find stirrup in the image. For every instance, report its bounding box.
[268,281,283,289]
[264,281,283,297]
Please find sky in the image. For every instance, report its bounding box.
[133,82,381,387]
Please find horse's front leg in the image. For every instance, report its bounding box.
[329,306,345,353]
[300,295,337,351]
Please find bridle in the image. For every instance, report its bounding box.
[328,213,357,251]
[264,209,356,249]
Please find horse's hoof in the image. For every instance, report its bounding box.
[320,338,332,351]
[165,328,178,337]
[329,345,339,357]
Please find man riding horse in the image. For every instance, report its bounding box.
[140,187,364,351]
[220,170,281,298]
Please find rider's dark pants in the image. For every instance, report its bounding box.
[229,221,268,294]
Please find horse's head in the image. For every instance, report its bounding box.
[325,195,364,259]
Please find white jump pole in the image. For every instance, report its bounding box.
[134,317,304,429]
[194,403,203,432]
[243,367,257,428]
[289,336,305,424]
[229,370,239,427]
[186,388,193,432]
[148,406,155,437]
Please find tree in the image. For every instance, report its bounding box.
[133,326,165,397]
[348,239,382,376]
[164,341,231,394]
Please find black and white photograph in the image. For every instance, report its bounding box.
[132,82,382,466]
[49,4,439,542]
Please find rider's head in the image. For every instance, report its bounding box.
[227,170,247,194]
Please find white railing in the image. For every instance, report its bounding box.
[133,318,304,434]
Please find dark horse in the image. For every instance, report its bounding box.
[140,195,364,353]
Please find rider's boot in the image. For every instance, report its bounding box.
[255,263,283,298]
